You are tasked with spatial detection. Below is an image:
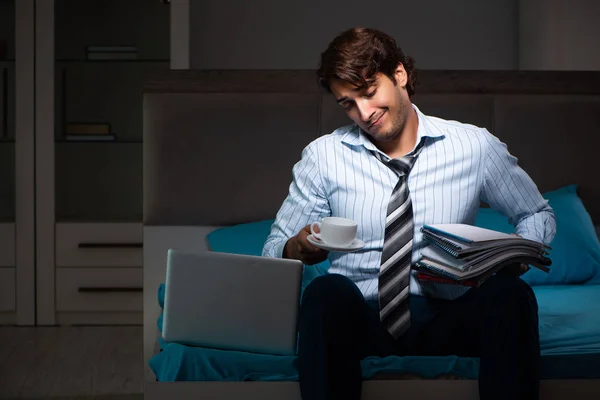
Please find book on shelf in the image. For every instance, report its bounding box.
[86,46,138,53]
[64,123,115,141]
[85,45,138,61]
[87,52,138,61]
[64,134,116,141]
[416,223,551,286]
[66,123,111,135]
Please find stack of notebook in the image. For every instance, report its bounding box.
[415,224,551,287]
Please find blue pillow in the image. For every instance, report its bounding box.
[206,219,330,292]
[474,184,600,285]
[207,219,276,257]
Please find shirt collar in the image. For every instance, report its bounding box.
[340,103,445,154]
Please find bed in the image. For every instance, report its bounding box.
[142,70,600,399]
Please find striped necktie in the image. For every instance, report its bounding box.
[376,147,421,339]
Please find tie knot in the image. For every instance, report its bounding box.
[372,140,423,175]
[388,156,416,175]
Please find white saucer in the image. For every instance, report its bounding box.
[307,234,366,252]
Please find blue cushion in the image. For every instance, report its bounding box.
[206,219,330,292]
[207,219,276,257]
[474,184,600,285]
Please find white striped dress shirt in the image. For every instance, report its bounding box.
[262,104,556,300]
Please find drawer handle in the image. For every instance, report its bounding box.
[78,242,143,249]
[78,287,143,293]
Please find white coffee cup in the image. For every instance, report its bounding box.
[310,217,358,247]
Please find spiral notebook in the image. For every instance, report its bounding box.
[417,224,551,284]
[421,224,551,256]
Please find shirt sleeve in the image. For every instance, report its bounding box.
[262,142,331,258]
[479,129,557,245]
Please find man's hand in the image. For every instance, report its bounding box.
[283,224,329,265]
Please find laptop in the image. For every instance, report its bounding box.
[161,249,304,356]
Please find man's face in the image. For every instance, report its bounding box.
[330,65,410,143]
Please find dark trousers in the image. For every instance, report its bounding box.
[297,272,540,400]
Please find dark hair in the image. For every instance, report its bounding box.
[316,27,417,97]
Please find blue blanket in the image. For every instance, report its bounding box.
[149,283,600,381]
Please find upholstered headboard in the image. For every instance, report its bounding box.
[143,70,600,226]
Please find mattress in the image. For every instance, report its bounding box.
[149,283,600,381]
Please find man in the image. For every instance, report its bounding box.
[262,27,555,400]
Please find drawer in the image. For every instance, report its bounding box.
[56,267,142,312]
[56,223,142,267]
[0,268,15,311]
[0,223,15,267]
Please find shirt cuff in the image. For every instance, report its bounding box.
[263,239,288,259]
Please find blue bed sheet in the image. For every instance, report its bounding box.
[149,283,600,381]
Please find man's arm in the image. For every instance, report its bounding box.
[480,129,557,246]
[262,143,331,260]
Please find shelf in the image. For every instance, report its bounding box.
[55,0,169,61]
[55,216,143,224]
[0,61,15,141]
[0,141,15,222]
[55,142,142,223]
[55,59,169,63]
[55,140,142,144]
[54,61,169,142]
[0,1,15,62]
